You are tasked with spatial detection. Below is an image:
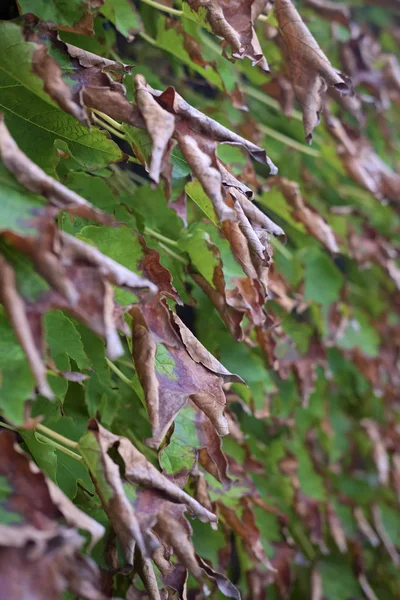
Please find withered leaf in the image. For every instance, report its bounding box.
[132,282,243,446]
[21,19,141,128]
[185,0,270,70]
[0,118,156,401]
[269,176,339,253]
[79,420,228,595]
[275,0,352,141]
[327,115,400,209]
[132,75,277,219]
[0,430,105,600]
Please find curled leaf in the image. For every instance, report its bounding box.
[185,0,270,70]
[275,0,352,141]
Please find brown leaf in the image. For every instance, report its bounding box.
[132,75,277,221]
[196,556,241,599]
[219,501,276,572]
[22,19,141,128]
[326,502,348,553]
[353,507,380,547]
[186,0,270,70]
[275,0,351,142]
[362,419,390,485]
[134,74,175,184]
[261,75,295,117]
[270,177,339,253]
[130,259,242,446]
[328,117,400,209]
[348,225,400,292]
[311,566,323,600]
[82,421,229,595]
[0,430,106,600]
[0,114,113,227]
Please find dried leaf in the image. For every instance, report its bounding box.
[185,0,270,70]
[270,177,339,253]
[275,0,351,141]
[0,430,105,600]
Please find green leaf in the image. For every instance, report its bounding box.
[45,310,90,370]
[302,248,344,306]
[17,0,96,34]
[0,163,46,236]
[0,23,122,174]
[0,307,35,424]
[100,0,142,39]
[77,224,144,304]
[185,180,219,225]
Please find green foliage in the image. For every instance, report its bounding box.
[0,0,399,598]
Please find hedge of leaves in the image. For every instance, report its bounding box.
[0,0,400,598]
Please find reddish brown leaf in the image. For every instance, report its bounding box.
[275,0,352,141]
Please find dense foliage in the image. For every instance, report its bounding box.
[0,0,399,598]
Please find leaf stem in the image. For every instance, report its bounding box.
[116,359,136,370]
[258,123,320,157]
[36,423,79,449]
[139,31,158,46]
[91,113,127,140]
[90,108,125,131]
[35,433,83,462]
[138,0,183,16]
[0,421,82,461]
[106,357,134,388]
[0,421,17,433]
[144,227,179,247]
[158,242,188,265]
[127,155,142,164]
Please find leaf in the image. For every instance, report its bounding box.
[159,403,232,488]
[100,0,142,41]
[270,177,339,253]
[0,120,156,417]
[0,429,105,600]
[302,248,344,306]
[132,74,277,218]
[327,115,400,210]
[131,289,243,447]
[275,0,352,142]
[184,0,270,70]
[0,307,36,423]
[17,0,101,35]
[0,22,122,174]
[78,419,217,577]
[155,16,226,91]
